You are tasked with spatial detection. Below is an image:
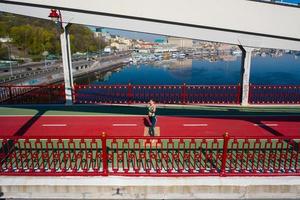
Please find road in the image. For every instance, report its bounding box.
[1,115,299,138]
[0,52,131,84]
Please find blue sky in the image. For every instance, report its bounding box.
[90,27,165,42]
[281,0,300,3]
[102,29,164,42]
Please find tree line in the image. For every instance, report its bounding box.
[0,13,106,61]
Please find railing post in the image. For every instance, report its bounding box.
[8,85,12,101]
[127,83,133,104]
[181,83,187,104]
[220,132,229,177]
[72,84,76,104]
[101,132,108,176]
[248,83,252,104]
[236,84,241,104]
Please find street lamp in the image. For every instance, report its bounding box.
[7,44,12,76]
[48,9,64,32]
[48,9,60,23]
[48,8,74,105]
[3,43,13,76]
[42,50,49,68]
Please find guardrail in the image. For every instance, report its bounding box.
[0,66,61,84]
[74,84,240,104]
[74,84,300,105]
[249,85,300,104]
[0,133,299,176]
[0,84,65,104]
[0,84,300,105]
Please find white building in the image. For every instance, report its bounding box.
[0,37,12,43]
[110,42,129,51]
[103,46,112,53]
[167,37,193,48]
[119,38,132,47]
[154,44,178,53]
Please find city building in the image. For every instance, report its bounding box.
[94,28,111,43]
[119,38,132,47]
[154,44,178,53]
[167,37,193,48]
[110,42,129,51]
[103,46,112,53]
[0,37,12,43]
[154,38,166,44]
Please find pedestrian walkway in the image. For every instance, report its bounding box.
[1,105,300,138]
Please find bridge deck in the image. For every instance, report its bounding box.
[1,105,299,138]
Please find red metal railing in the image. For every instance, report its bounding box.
[1,84,300,105]
[1,134,299,176]
[249,85,300,104]
[74,84,240,104]
[0,84,65,104]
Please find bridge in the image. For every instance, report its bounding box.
[0,104,300,199]
[1,0,300,106]
[0,2,300,199]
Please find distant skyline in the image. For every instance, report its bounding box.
[103,28,166,42]
[90,27,165,42]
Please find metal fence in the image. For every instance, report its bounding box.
[0,84,65,104]
[0,84,300,105]
[1,133,299,176]
[249,85,300,104]
[74,84,240,104]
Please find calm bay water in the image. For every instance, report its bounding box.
[251,54,300,85]
[75,54,300,85]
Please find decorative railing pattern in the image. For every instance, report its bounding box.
[0,84,300,105]
[74,84,240,104]
[249,85,300,104]
[0,85,65,104]
[1,134,299,176]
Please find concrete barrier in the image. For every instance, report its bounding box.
[0,176,299,199]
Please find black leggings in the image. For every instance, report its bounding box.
[148,116,157,127]
[148,116,156,136]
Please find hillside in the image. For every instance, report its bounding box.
[0,13,106,61]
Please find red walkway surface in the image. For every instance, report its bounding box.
[0,116,299,138]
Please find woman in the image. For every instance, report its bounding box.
[147,99,157,136]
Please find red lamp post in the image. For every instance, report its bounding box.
[48,8,73,105]
[48,9,60,22]
[48,9,64,33]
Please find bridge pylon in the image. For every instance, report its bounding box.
[239,46,254,106]
[58,18,74,105]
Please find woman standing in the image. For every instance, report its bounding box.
[147,99,157,136]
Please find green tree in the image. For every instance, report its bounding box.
[10,25,32,56]
[0,21,9,37]
[69,25,106,53]
[0,13,107,60]
[0,42,8,59]
[10,24,60,56]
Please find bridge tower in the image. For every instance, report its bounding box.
[49,9,74,105]
[60,23,74,105]
[239,46,254,106]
